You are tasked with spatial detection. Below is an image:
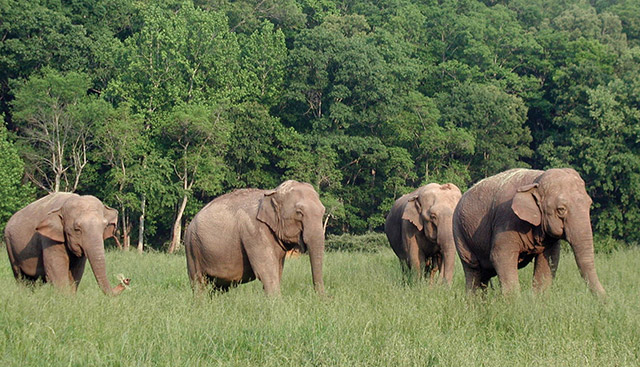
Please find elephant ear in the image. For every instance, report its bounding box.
[257,190,279,234]
[36,208,65,243]
[401,196,423,231]
[103,205,118,240]
[512,183,542,226]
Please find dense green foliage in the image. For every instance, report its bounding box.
[0,122,34,233]
[0,247,638,365]
[1,0,639,246]
[326,231,388,252]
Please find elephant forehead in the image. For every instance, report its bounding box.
[430,202,455,215]
[540,174,587,196]
[65,196,103,211]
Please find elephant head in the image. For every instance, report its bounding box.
[35,195,124,296]
[257,180,326,294]
[512,168,605,296]
[401,183,462,282]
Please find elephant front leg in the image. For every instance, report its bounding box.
[426,254,442,285]
[462,262,487,293]
[405,235,425,280]
[42,241,74,292]
[69,256,87,292]
[490,241,521,295]
[243,236,283,296]
[532,242,560,293]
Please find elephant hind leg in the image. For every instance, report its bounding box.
[462,263,493,293]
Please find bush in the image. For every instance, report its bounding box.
[593,234,632,254]
[325,232,389,252]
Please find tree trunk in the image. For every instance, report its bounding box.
[122,209,130,251]
[123,223,131,251]
[138,194,145,254]
[168,194,188,254]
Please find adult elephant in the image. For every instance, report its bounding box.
[453,168,605,296]
[385,183,462,284]
[4,193,128,296]
[185,180,326,296]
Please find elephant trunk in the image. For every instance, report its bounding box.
[303,222,325,295]
[437,215,456,286]
[564,217,606,297]
[84,234,123,297]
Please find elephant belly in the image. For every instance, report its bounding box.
[517,253,535,269]
[10,240,45,279]
[199,245,255,284]
[17,256,44,279]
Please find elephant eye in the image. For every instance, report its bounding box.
[430,213,437,221]
[557,207,567,216]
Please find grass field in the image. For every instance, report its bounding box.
[0,243,638,366]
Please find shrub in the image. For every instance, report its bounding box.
[325,232,389,252]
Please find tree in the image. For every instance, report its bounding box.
[94,103,147,250]
[240,21,288,107]
[539,81,640,242]
[11,68,109,192]
[438,82,533,181]
[0,118,34,233]
[0,0,93,118]
[158,103,231,253]
[106,2,242,116]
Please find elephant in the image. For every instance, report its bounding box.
[453,168,605,296]
[4,192,129,296]
[385,183,462,284]
[185,180,326,296]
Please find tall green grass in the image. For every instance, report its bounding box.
[0,244,638,366]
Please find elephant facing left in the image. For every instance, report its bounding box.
[4,193,129,296]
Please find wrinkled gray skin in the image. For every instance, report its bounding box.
[453,168,606,296]
[385,183,462,284]
[185,180,326,296]
[4,193,125,296]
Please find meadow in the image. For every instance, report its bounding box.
[0,243,638,366]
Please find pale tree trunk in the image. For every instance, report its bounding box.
[122,208,130,251]
[123,224,131,251]
[168,194,188,253]
[323,213,332,235]
[138,194,146,254]
[113,233,123,250]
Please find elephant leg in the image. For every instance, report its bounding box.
[42,241,73,291]
[244,238,282,296]
[278,254,286,280]
[490,242,520,295]
[462,262,484,292]
[427,256,438,284]
[406,236,425,280]
[533,242,561,293]
[69,256,87,293]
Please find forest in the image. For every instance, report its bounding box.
[1,0,639,251]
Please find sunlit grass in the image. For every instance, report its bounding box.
[0,244,638,366]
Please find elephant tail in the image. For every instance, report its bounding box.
[184,225,204,291]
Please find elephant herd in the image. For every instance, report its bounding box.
[2,168,606,298]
